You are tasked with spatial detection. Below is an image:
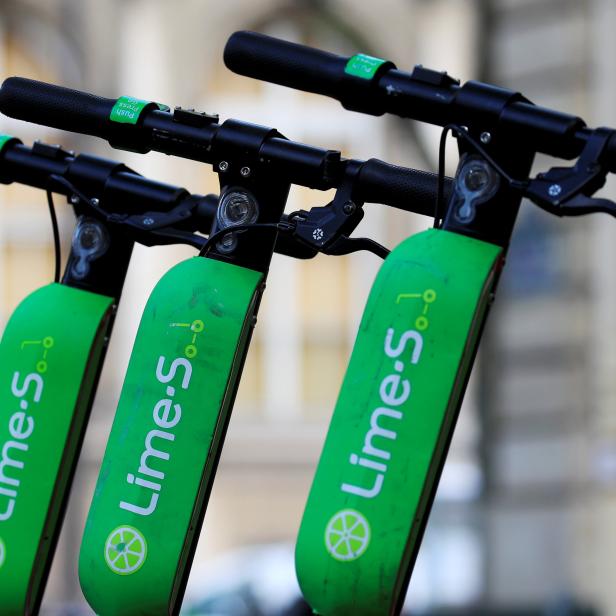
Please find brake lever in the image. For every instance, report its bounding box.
[287,159,389,259]
[324,235,390,259]
[525,127,616,217]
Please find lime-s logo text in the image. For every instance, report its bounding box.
[118,357,192,516]
[0,338,52,522]
[340,324,425,499]
[118,320,202,517]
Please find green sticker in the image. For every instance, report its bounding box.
[345,54,387,80]
[296,229,501,615]
[109,96,169,125]
[0,134,16,153]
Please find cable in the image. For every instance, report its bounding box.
[435,124,529,228]
[199,221,294,257]
[45,190,61,282]
[49,174,107,217]
[435,126,454,229]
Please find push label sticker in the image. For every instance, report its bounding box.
[0,283,113,615]
[345,53,387,80]
[0,133,18,153]
[296,229,501,615]
[79,256,262,616]
[109,96,170,125]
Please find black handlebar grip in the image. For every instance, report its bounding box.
[0,77,117,138]
[225,31,351,100]
[356,159,452,217]
[225,31,396,115]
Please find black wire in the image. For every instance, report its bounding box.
[198,221,294,257]
[435,126,454,229]
[45,190,61,283]
[434,123,529,228]
[455,128,528,191]
[49,174,108,218]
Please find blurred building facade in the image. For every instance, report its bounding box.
[0,0,614,614]
[479,0,616,612]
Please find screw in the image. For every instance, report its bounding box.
[90,198,100,207]
[343,201,356,215]
[142,217,155,226]
[480,132,491,144]
[70,194,80,205]
[218,160,229,172]
[548,184,562,197]
[240,166,251,177]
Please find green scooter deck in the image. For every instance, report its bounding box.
[296,228,501,615]
[79,256,262,616]
[0,283,113,615]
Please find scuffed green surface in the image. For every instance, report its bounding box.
[80,257,262,616]
[0,283,112,614]
[296,229,501,615]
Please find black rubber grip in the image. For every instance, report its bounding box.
[356,159,452,217]
[0,77,116,138]
[225,31,349,100]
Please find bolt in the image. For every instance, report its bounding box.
[480,132,491,144]
[218,160,229,172]
[343,201,356,215]
[548,184,562,197]
[142,217,155,226]
[70,194,80,205]
[90,198,100,207]
[240,166,251,177]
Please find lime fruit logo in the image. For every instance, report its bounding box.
[0,537,5,568]
[104,526,147,575]
[325,509,371,561]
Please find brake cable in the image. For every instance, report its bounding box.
[45,189,61,282]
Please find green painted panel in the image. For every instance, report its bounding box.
[296,229,501,615]
[0,283,113,615]
[79,256,263,616]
